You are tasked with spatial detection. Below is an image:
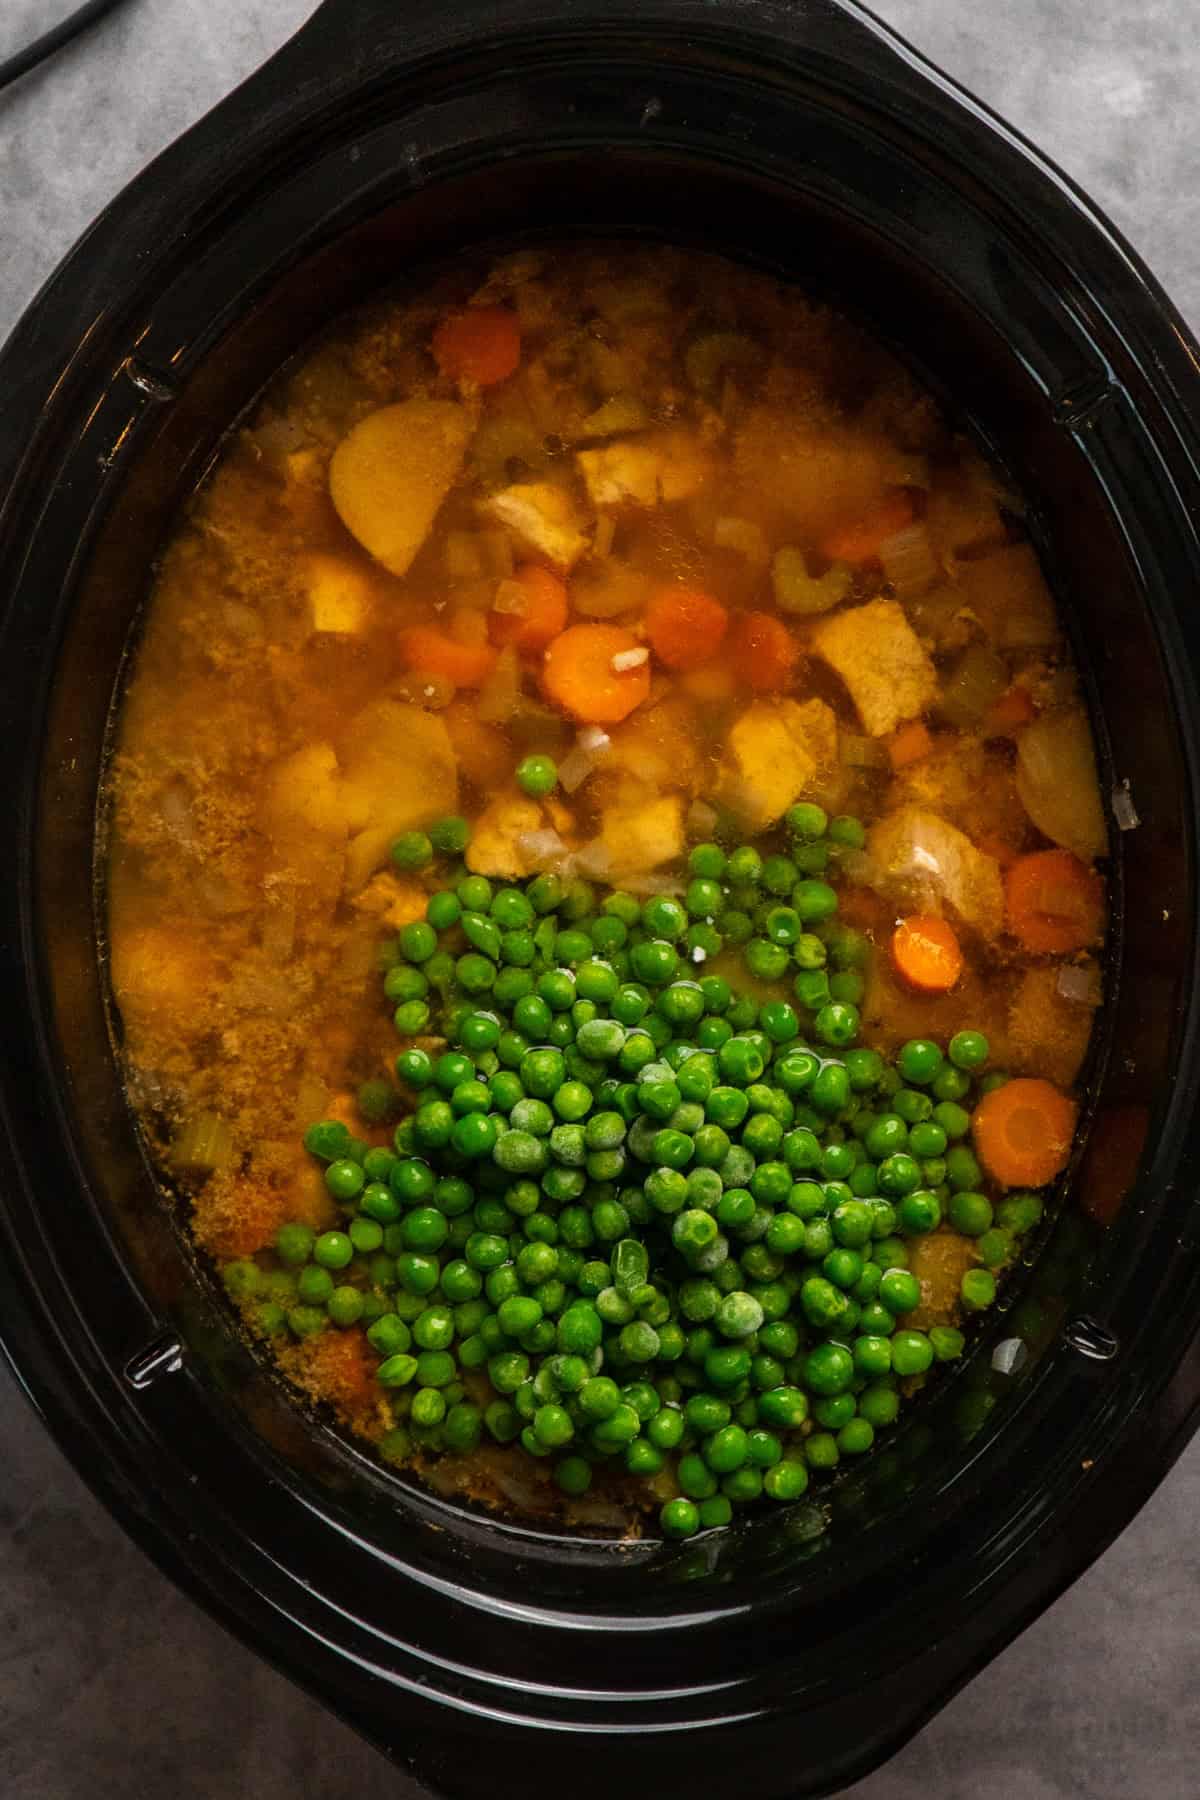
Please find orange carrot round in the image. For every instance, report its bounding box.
[645,586,729,670]
[729,610,799,692]
[1005,848,1104,954]
[542,624,650,724]
[490,565,569,652]
[986,684,1037,736]
[399,625,497,688]
[891,914,964,994]
[432,305,521,387]
[821,488,915,566]
[888,719,933,771]
[973,1077,1077,1188]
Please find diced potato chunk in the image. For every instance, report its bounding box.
[480,481,590,569]
[261,742,352,841]
[716,698,839,831]
[110,925,215,1025]
[607,698,701,791]
[442,699,513,789]
[866,805,1005,939]
[954,542,1059,649]
[813,598,938,737]
[1007,963,1099,1088]
[337,702,458,890]
[1015,708,1107,861]
[599,791,685,877]
[576,431,708,509]
[714,517,770,567]
[351,872,430,929]
[329,399,474,576]
[302,552,374,635]
[465,791,547,879]
[907,1230,979,1329]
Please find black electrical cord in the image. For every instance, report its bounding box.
[0,0,133,96]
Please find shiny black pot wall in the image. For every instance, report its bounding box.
[3,2,1200,1795]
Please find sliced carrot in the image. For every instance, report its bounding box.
[821,488,915,566]
[891,914,964,994]
[1005,848,1104,954]
[888,719,933,771]
[645,586,729,671]
[399,625,497,688]
[728,610,799,692]
[432,305,520,387]
[542,623,651,724]
[973,1076,1077,1188]
[986,684,1037,735]
[490,565,569,652]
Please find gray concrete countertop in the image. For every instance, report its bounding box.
[2,3,1197,1795]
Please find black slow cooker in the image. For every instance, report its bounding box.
[3,2,1200,1795]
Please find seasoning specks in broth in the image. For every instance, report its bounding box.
[106,243,1106,1538]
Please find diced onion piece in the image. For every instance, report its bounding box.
[839,732,888,769]
[879,521,941,598]
[491,1467,549,1513]
[558,728,611,796]
[687,798,719,837]
[564,1497,629,1529]
[1111,780,1140,831]
[714,517,770,566]
[491,579,529,617]
[1057,962,1102,1007]
[572,840,616,879]
[772,547,851,616]
[557,749,593,794]
[624,872,687,896]
[516,828,568,869]
[611,647,649,673]
[939,643,1008,729]
[250,414,308,457]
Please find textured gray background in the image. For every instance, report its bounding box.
[2,2,1198,1796]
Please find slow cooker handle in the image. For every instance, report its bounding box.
[279,0,945,108]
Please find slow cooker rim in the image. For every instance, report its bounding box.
[2,3,1200,1785]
